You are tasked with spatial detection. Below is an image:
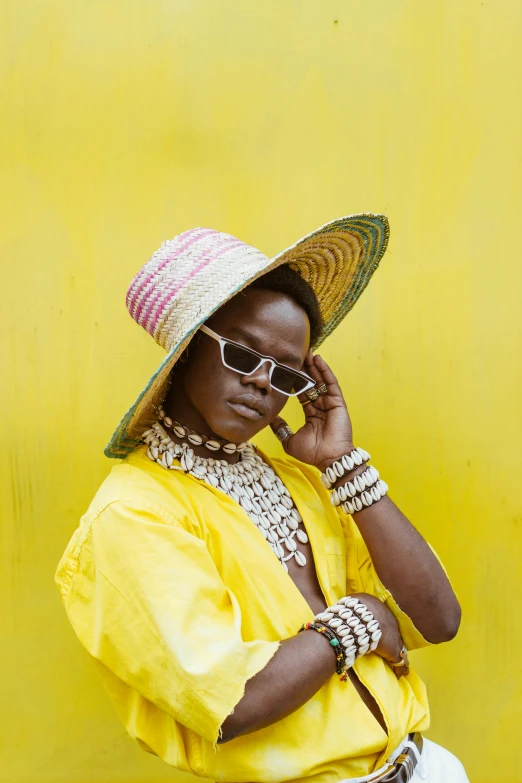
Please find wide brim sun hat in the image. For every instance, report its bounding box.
[106,213,389,459]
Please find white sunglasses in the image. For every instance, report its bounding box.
[199,325,316,397]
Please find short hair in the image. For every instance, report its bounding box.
[248,265,324,346]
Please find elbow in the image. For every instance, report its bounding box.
[443,603,462,641]
[218,718,239,745]
[218,721,250,745]
[218,700,273,744]
[218,711,249,745]
[426,602,462,644]
[217,730,235,745]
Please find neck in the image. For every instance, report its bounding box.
[162,376,242,465]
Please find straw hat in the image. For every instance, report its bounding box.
[105,214,389,458]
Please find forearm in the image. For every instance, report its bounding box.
[352,494,461,641]
[272,349,461,644]
[326,461,461,643]
[219,629,336,743]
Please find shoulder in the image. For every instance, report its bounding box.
[79,448,192,521]
[105,444,216,520]
[54,446,205,600]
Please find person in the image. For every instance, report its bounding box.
[55,215,469,783]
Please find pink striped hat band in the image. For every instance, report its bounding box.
[126,228,269,352]
[106,213,389,458]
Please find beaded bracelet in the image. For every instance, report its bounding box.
[319,611,370,661]
[299,621,348,678]
[320,447,371,489]
[299,596,383,686]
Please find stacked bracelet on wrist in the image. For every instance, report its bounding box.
[320,447,389,513]
[299,621,347,676]
[320,448,370,489]
[300,596,382,682]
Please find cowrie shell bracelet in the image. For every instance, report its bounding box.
[321,448,389,513]
[312,596,383,677]
[320,447,371,488]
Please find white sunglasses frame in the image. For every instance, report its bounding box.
[199,324,316,397]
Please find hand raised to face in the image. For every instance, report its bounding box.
[270,350,355,473]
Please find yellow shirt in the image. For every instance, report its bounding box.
[55,444,435,783]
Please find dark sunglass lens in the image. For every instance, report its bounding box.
[272,367,308,394]
[223,342,260,373]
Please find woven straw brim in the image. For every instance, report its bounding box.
[105,213,389,458]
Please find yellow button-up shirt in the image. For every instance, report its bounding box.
[55,445,436,783]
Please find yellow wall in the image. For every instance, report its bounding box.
[2,2,521,781]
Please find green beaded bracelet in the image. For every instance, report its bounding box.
[299,621,347,677]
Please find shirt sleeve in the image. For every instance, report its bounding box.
[340,511,452,651]
[57,497,280,744]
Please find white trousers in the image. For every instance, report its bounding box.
[340,737,469,783]
[409,738,469,782]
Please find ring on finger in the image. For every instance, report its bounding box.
[305,387,321,401]
[317,383,328,395]
[300,399,312,407]
[389,645,409,671]
[275,425,293,442]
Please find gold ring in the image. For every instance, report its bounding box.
[317,383,328,394]
[389,645,409,669]
[305,387,321,401]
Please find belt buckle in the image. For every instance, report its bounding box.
[364,767,399,783]
[394,751,415,780]
[366,754,412,783]
[370,733,423,783]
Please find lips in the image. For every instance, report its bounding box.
[228,395,265,419]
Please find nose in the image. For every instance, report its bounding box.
[240,358,273,394]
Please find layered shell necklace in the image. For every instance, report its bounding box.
[141,409,308,571]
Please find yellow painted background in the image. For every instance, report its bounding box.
[2,1,521,781]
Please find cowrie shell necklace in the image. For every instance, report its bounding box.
[161,414,240,454]
[141,411,308,571]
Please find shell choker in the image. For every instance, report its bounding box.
[160,413,240,454]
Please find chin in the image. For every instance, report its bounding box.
[208,409,265,445]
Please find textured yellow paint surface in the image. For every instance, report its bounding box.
[2,1,521,781]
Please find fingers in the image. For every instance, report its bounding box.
[304,349,323,386]
[311,353,343,397]
[297,352,318,409]
[297,393,314,411]
[303,350,344,401]
[296,351,327,409]
[269,416,293,448]
[388,646,410,679]
[296,350,345,414]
